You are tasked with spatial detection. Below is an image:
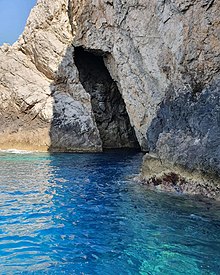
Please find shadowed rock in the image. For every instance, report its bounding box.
[0,0,219,198]
[74,46,139,149]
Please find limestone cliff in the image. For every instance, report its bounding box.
[0,0,219,198]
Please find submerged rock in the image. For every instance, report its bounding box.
[0,0,219,197]
[140,153,220,200]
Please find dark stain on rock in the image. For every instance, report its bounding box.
[146,80,220,176]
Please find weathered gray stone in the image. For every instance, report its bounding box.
[147,80,220,175]
[0,0,219,197]
[74,47,139,149]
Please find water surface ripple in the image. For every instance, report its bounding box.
[0,151,219,274]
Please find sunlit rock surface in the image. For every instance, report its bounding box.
[0,0,219,196]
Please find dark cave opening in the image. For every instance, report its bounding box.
[74,46,140,149]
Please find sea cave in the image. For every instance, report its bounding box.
[74,46,140,149]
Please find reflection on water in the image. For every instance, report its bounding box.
[0,150,219,274]
[0,153,55,271]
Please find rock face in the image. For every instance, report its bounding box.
[0,0,219,197]
[74,46,139,149]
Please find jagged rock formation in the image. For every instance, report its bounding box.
[74,46,139,149]
[0,0,219,197]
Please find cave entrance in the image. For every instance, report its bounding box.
[74,46,140,149]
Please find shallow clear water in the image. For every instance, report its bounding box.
[0,150,220,274]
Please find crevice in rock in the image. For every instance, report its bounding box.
[67,0,74,35]
[74,46,140,149]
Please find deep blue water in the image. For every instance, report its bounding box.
[0,150,220,274]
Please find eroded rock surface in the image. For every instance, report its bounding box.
[74,47,139,149]
[0,0,219,196]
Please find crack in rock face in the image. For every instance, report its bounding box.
[74,46,140,149]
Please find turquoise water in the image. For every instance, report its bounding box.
[0,150,220,274]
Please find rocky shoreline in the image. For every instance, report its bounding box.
[0,0,219,199]
[140,154,220,200]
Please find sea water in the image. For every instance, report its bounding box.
[0,150,219,274]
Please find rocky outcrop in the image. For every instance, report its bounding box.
[0,0,219,197]
[74,46,139,149]
[0,0,101,151]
